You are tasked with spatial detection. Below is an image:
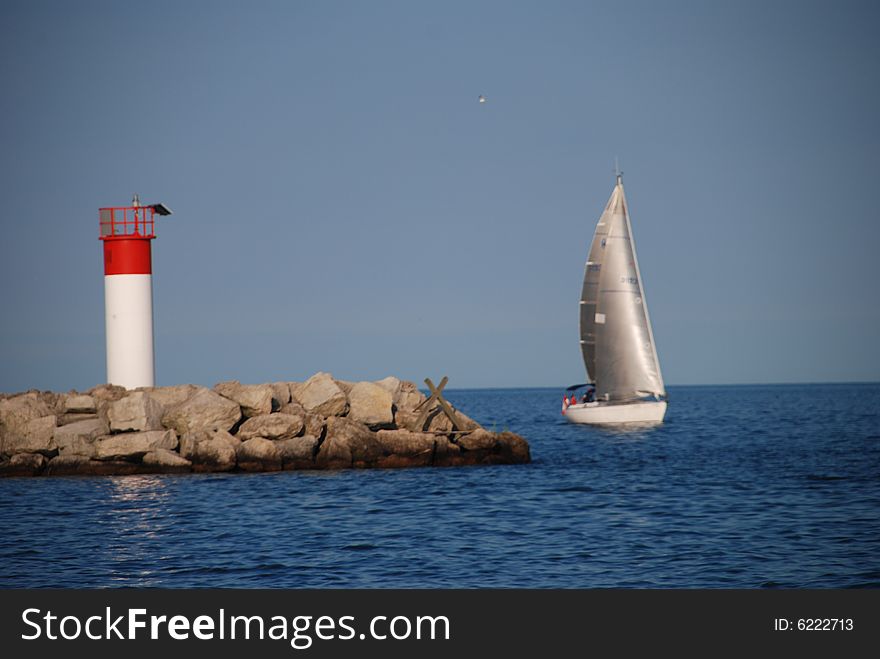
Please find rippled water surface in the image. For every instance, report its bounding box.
[2,384,879,588]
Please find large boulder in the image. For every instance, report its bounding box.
[374,376,401,398]
[238,413,303,441]
[88,385,128,421]
[54,418,109,457]
[214,381,274,418]
[87,384,128,402]
[237,437,282,472]
[3,415,58,457]
[293,372,348,417]
[269,382,291,409]
[142,448,192,473]
[456,428,497,451]
[180,429,239,472]
[57,413,100,426]
[347,382,393,428]
[432,436,464,466]
[394,380,427,412]
[375,429,436,468]
[494,431,531,464]
[0,453,47,477]
[454,429,531,465]
[277,435,318,469]
[162,387,242,435]
[281,401,324,438]
[46,455,146,476]
[0,392,54,447]
[303,413,326,439]
[143,384,199,410]
[279,400,306,416]
[94,430,178,461]
[62,394,96,414]
[107,392,163,432]
[316,417,383,469]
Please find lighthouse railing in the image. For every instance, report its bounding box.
[99,206,156,239]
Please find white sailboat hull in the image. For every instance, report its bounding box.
[565,400,667,425]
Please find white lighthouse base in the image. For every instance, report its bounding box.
[104,273,155,389]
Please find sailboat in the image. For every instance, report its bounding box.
[564,170,667,424]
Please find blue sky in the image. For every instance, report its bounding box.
[1,0,878,391]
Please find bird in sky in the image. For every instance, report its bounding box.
[478,95,487,104]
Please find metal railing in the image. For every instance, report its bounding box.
[99,206,156,239]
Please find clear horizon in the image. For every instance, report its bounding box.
[2,0,878,392]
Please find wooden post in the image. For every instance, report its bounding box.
[413,376,463,432]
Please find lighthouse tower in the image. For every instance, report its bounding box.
[99,195,172,389]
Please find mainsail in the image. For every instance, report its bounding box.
[579,175,665,401]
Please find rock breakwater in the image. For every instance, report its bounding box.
[0,373,530,477]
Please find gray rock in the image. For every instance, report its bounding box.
[316,417,383,469]
[57,413,99,426]
[457,428,497,451]
[334,379,355,395]
[94,429,178,461]
[453,430,531,465]
[293,372,348,417]
[279,400,306,415]
[395,380,427,412]
[182,430,239,472]
[288,382,304,406]
[162,387,242,435]
[87,384,128,403]
[46,455,146,476]
[303,412,326,439]
[3,415,58,457]
[238,413,303,441]
[57,436,98,458]
[144,384,199,410]
[55,418,109,457]
[314,434,351,469]
[0,453,47,477]
[0,392,53,440]
[375,429,436,468]
[373,376,401,398]
[280,402,325,436]
[62,394,96,414]
[432,436,463,466]
[107,392,164,432]
[237,437,282,472]
[269,382,291,408]
[213,380,274,418]
[46,454,92,476]
[495,431,531,464]
[347,382,394,428]
[277,435,318,469]
[142,448,192,472]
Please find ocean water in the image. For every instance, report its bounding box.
[1,383,878,589]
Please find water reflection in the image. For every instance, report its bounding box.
[103,475,173,586]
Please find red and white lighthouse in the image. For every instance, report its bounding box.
[99,195,172,389]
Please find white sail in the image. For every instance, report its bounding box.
[579,175,665,402]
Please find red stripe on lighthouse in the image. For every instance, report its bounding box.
[103,238,152,275]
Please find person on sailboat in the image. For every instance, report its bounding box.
[585,387,595,403]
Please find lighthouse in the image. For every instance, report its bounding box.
[99,195,172,389]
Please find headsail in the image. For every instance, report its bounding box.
[579,174,665,401]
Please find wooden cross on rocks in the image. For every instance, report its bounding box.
[413,376,465,433]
